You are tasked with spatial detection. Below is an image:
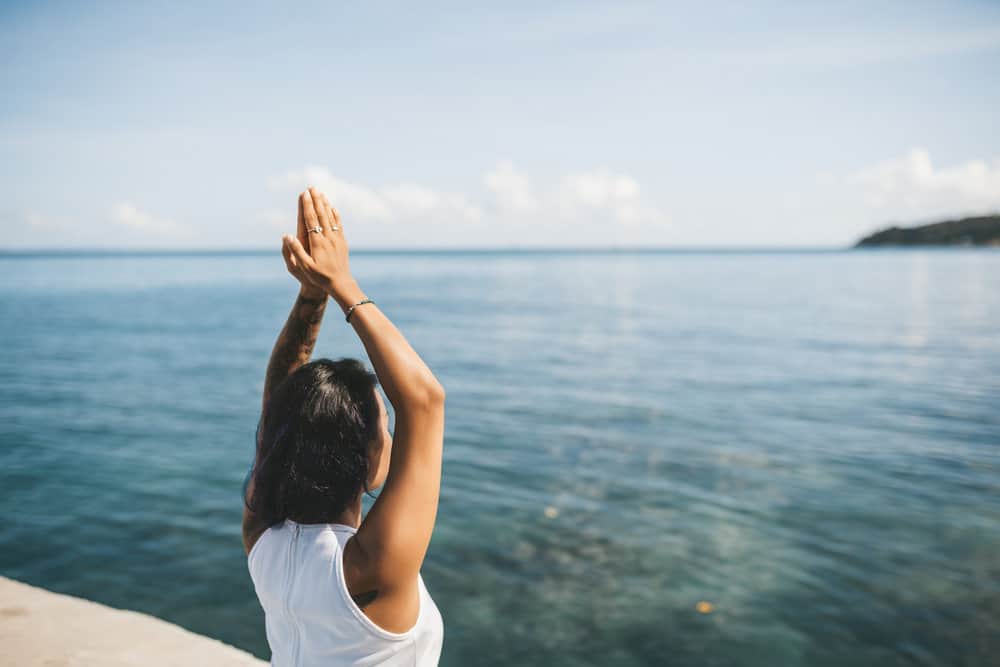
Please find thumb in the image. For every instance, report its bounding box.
[284,235,317,273]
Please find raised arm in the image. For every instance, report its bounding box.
[261,196,330,414]
[242,197,329,553]
[285,188,445,613]
[260,291,327,412]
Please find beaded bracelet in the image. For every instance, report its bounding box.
[345,298,374,323]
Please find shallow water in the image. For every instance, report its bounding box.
[1,249,998,666]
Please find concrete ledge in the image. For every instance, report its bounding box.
[0,576,266,666]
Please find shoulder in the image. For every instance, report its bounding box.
[341,534,423,636]
[241,472,269,555]
[244,521,269,559]
[245,520,280,573]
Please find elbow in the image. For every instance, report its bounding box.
[423,380,446,406]
[404,380,445,412]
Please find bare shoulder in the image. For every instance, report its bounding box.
[242,517,268,556]
[241,476,268,556]
[342,534,422,634]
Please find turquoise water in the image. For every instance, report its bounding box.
[1,249,997,666]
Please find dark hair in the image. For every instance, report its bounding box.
[246,357,381,526]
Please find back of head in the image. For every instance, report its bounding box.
[248,357,380,526]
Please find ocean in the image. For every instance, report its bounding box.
[1,249,997,666]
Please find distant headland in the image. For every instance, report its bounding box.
[855,214,1000,247]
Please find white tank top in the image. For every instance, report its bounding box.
[247,519,444,666]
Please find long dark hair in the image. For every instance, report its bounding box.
[246,357,381,526]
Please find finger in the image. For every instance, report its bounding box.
[320,192,343,238]
[331,205,343,236]
[282,237,300,273]
[297,195,309,252]
[285,235,318,274]
[283,249,309,285]
[301,190,320,234]
[307,186,330,233]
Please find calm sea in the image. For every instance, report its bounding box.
[0,249,997,666]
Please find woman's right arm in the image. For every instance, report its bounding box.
[331,277,446,582]
[284,188,445,594]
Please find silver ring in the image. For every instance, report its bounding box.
[307,226,322,234]
[330,226,340,231]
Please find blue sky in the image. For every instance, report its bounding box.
[2,1,999,249]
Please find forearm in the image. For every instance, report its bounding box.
[330,281,444,411]
[261,288,329,413]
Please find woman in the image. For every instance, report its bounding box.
[242,187,446,666]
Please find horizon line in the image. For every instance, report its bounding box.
[1,244,856,257]
[1,244,995,258]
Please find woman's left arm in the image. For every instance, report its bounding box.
[260,288,327,414]
[243,196,330,553]
[261,193,332,419]
[245,291,327,554]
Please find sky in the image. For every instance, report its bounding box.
[2,0,999,249]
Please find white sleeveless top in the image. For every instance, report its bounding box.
[247,519,444,666]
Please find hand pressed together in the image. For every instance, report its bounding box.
[281,187,356,299]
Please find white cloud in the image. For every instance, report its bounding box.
[382,184,483,224]
[850,148,1000,219]
[554,169,657,227]
[482,162,663,228]
[258,208,291,229]
[111,202,180,234]
[270,162,668,241]
[484,160,537,213]
[269,167,481,225]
